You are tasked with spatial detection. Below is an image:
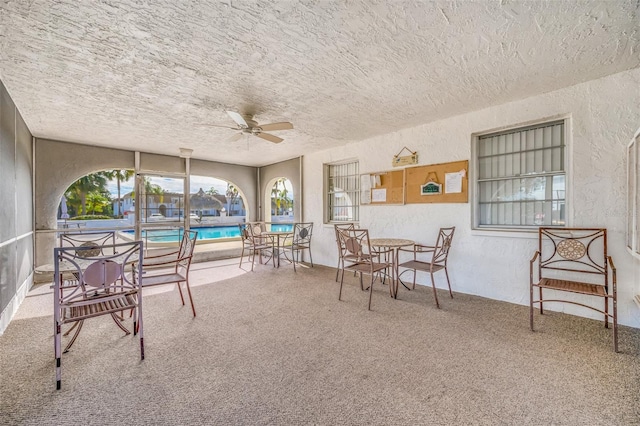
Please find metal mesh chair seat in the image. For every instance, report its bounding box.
[538,278,607,296]
[63,293,137,322]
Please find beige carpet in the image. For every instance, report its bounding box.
[1,259,639,425]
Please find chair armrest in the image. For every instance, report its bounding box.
[530,251,540,284]
[415,244,436,253]
[608,256,616,288]
[143,255,192,268]
[397,245,416,254]
[144,249,180,260]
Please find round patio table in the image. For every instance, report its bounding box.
[369,238,414,298]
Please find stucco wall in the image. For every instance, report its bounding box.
[0,80,33,334]
[303,68,640,328]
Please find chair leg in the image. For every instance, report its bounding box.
[309,248,313,267]
[444,267,453,298]
[604,296,609,329]
[292,247,297,272]
[183,281,196,317]
[539,287,544,314]
[529,284,534,331]
[430,272,440,308]
[613,300,618,353]
[239,246,244,268]
[111,313,131,335]
[55,322,62,390]
[176,282,186,305]
[412,269,417,290]
[63,320,84,353]
[368,276,374,310]
[338,271,345,301]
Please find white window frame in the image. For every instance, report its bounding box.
[627,127,640,259]
[324,159,359,224]
[472,118,569,231]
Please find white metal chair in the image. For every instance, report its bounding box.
[54,240,144,390]
[138,230,198,316]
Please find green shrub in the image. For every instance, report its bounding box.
[70,215,112,220]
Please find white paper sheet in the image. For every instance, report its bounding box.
[372,188,387,202]
[445,171,463,193]
[360,174,372,204]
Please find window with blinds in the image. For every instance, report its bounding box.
[476,120,566,228]
[325,161,359,223]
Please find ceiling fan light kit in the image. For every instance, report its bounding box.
[218,110,294,144]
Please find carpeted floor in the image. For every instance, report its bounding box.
[1,259,639,425]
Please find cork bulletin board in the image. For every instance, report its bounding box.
[405,160,469,204]
[361,169,405,205]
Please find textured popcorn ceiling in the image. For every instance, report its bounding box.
[0,1,638,166]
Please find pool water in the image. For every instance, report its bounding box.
[124,224,293,243]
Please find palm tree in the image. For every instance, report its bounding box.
[104,169,134,217]
[66,172,109,215]
[226,183,239,216]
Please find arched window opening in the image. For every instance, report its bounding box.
[269,178,294,223]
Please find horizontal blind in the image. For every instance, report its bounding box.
[477,121,565,227]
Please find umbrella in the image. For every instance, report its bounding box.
[60,196,70,224]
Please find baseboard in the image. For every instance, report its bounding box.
[0,273,33,335]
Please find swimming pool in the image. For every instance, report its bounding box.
[123,224,294,243]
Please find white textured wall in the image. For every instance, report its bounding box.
[304,68,640,328]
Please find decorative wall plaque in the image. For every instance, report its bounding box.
[420,171,442,195]
[392,146,418,167]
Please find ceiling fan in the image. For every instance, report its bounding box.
[205,111,294,144]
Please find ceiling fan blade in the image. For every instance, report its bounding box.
[258,122,294,132]
[255,132,284,144]
[197,123,238,129]
[226,111,248,128]
[228,132,244,142]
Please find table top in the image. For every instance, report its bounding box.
[369,238,414,248]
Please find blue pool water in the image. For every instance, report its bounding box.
[124,224,293,243]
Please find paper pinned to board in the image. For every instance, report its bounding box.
[372,188,387,202]
[445,169,465,194]
[361,174,372,204]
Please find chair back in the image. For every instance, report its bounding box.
[54,241,143,322]
[293,222,313,246]
[337,228,373,263]
[59,231,117,257]
[176,230,198,274]
[334,223,355,252]
[538,227,608,285]
[246,222,270,246]
[432,227,455,264]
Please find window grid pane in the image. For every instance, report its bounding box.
[326,161,359,222]
[477,121,565,227]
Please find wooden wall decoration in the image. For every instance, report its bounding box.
[405,160,469,204]
[361,169,405,205]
